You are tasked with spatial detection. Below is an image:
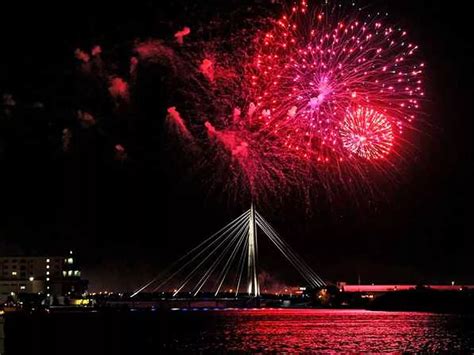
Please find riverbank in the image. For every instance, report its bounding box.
[367,289,474,313]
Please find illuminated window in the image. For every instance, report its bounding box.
[20,286,26,290]
[46,265,50,269]
[46,271,50,275]
[62,271,67,277]
[46,277,50,281]
[46,259,50,263]
[67,258,74,264]
[68,270,73,277]
[11,271,17,276]
[74,270,81,277]
[29,276,34,281]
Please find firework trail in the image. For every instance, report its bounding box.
[91,45,102,57]
[199,58,215,82]
[174,26,191,45]
[74,48,90,63]
[167,106,192,140]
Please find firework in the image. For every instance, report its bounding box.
[73,1,425,204]
[174,1,425,202]
[108,77,130,102]
[167,106,192,140]
[175,26,191,45]
[339,106,393,159]
[245,1,423,164]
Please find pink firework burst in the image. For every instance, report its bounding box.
[246,1,423,164]
[339,106,393,159]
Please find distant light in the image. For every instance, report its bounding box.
[20,286,26,290]
[451,281,455,286]
[29,276,34,281]
[46,277,50,281]
[46,258,50,263]
[46,265,50,269]
[11,271,17,276]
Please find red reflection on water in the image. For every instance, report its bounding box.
[175,309,472,352]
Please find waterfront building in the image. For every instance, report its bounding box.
[0,251,88,301]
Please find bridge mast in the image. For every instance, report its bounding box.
[247,203,260,297]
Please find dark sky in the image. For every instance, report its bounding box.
[0,0,472,291]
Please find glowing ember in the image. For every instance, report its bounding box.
[108,77,129,102]
[74,48,90,63]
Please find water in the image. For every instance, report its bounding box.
[5,309,474,353]
[162,309,474,352]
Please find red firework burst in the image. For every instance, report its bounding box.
[158,1,425,202]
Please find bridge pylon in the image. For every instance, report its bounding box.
[247,203,260,297]
[131,205,326,299]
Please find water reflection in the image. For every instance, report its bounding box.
[170,309,474,352]
[5,309,474,353]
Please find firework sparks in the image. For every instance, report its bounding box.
[199,58,215,82]
[74,48,90,63]
[74,1,425,204]
[162,1,425,202]
[246,1,423,164]
[339,106,393,159]
[108,77,130,102]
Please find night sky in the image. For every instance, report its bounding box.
[0,0,472,291]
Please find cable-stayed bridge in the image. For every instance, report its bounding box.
[132,205,325,299]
